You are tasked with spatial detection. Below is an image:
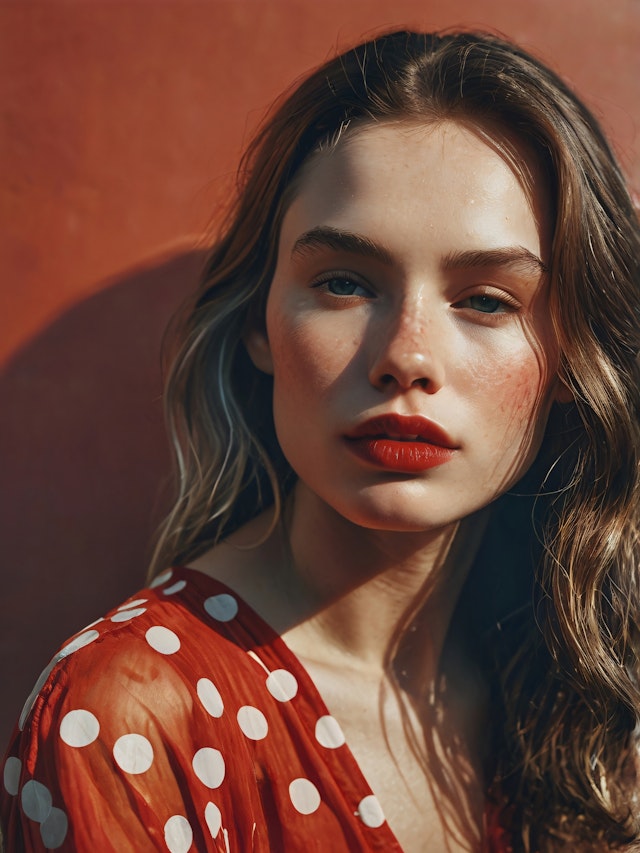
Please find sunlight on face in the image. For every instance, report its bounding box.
[247,120,560,533]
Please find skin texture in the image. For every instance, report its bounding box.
[248,120,559,537]
[199,119,562,851]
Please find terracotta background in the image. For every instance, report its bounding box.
[1,0,638,749]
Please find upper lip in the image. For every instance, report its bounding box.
[345,414,458,448]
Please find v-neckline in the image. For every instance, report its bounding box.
[177,564,406,852]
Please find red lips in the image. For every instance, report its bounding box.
[345,414,457,472]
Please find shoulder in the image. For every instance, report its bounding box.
[1,567,278,851]
[18,567,268,734]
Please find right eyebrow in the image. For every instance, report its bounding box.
[291,226,395,266]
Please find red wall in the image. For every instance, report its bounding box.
[1,0,638,748]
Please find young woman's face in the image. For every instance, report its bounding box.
[247,120,561,533]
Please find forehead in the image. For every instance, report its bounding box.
[280,119,552,263]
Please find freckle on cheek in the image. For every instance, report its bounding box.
[491,363,541,414]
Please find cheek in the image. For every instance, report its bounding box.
[467,347,551,443]
[268,313,359,401]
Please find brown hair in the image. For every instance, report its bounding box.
[150,31,640,850]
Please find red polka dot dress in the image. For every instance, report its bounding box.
[1,567,512,852]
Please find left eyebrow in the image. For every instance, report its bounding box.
[442,247,548,276]
[291,226,395,266]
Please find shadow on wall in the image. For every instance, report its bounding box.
[0,248,208,751]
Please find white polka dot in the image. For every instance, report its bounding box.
[60,709,100,748]
[164,814,193,853]
[117,599,147,610]
[146,626,181,655]
[237,705,268,740]
[357,794,385,828]
[204,594,238,622]
[315,715,346,749]
[113,733,154,775]
[192,747,225,788]
[58,630,100,659]
[266,669,298,702]
[40,807,68,849]
[111,607,147,623]
[150,569,173,588]
[197,678,224,718]
[3,756,21,796]
[21,779,52,822]
[289,778,321,815]
[163,580,187,596]
[204,802,222,838]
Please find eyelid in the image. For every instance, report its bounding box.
[310,269,375,294]
[452,286,522,311]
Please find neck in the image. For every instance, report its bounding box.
[275,482,489,678]
[195,482,490,686]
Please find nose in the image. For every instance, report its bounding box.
[368,303,445,393]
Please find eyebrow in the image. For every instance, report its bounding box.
[291,225,548,276]
[442,247,548,276]
[291,226,395,266]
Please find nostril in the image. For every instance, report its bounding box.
[369,344,444,393]
[376,373,434,392]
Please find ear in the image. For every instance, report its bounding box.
[243,326,274,375]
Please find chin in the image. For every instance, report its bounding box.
[336,495,462,534]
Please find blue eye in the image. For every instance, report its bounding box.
[319,277,369,297]
[464,295,505,314]
[328,278,358,295]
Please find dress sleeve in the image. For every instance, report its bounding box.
[1,625,241,852]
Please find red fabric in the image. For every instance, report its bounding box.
[2,567,511,851]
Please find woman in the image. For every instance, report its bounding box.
[2,29,640,853]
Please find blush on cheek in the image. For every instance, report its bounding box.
[470,359,551,495]
[493,361,551,447]
[474,346,543,415]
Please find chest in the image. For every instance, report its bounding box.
[302,661,484,853]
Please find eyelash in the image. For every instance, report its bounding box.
[452,291,521,315]
[310,272,372,298]
[310,273,522,316]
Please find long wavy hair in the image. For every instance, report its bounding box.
[149,30,640,851]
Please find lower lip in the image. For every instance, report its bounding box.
[345,438,455,472]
